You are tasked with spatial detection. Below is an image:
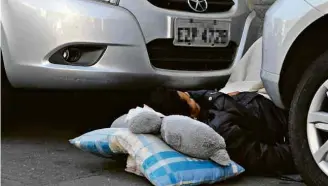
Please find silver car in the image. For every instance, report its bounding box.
[262,0,328,185]
[1,0,259,89]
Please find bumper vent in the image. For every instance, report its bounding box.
[147,0,235,13]
[147,39,237,71]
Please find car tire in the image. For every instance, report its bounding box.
[1,56,14,124]
[289,51,328,186]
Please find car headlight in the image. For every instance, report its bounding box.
[245,0,255,10]
[99,0,120,5]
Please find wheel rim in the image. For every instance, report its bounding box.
[307,79,328,176]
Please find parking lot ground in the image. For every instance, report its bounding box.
[1,89,305,186]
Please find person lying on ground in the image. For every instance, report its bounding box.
[144,88,297,176]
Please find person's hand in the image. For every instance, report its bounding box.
[228,91,240,96]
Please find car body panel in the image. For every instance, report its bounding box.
[1,0,152,88]
[1,0,259,89]
[305,0,328,13]
[261,0,325,108]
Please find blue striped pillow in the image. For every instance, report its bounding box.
[143,151,244,186]
[70,128,245,185]
[111,130,245,186]
[69,128,124,158]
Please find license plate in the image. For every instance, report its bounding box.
[173,18,230,47]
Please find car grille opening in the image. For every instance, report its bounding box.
[146,39,237,71]
[147,0,235,13]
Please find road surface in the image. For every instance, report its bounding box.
[1,89,305,186]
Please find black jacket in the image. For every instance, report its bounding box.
[188,90,296,175]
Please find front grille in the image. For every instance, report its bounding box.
[147,0,235,13]
[147,39,237,71]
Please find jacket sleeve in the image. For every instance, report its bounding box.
[208,94,278,144]
[212,110,296,174]
[220,120,295,174]
[187,90,215,102]
[205,94,295,174]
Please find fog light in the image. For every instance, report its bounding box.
[62,48,81,63]
[49,45,106,66]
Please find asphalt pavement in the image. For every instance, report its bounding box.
[1,88,305,186]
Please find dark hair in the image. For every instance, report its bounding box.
[145,88,190,116]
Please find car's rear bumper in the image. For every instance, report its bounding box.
[2,0,258,89]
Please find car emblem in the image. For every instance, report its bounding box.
[187,0,208,13]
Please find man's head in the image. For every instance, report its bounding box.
[145,88,200,119]
[176,91,200,119]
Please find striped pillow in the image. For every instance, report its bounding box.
[69,128,127,158]
[111,129,244,186]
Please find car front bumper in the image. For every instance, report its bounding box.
[2,0,259,89]
[261,0,323,108]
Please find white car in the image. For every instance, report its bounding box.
[261,0,328,185]
[1,0,259,90]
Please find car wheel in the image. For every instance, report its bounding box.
[289,51,328,186]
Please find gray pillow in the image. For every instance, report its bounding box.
[111,114,128,128]
[126,110,231,166]
[161,115,231,166]
[127,111,162,134]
